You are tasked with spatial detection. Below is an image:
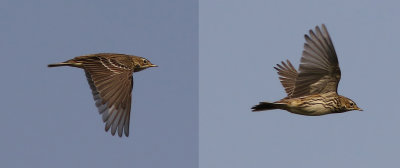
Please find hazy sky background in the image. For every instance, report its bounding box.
[0,0,197,168]
[3,0,400,167]
[200,0,400,167]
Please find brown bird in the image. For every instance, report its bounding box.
[48,53,157,137]
[252,24,362,116]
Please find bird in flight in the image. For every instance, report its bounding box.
[48,53,157,137]
[252,24,362,116]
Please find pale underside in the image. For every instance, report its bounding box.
[276,92,340,116]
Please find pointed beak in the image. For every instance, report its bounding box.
[150,64,158,67]
[356,107,363,111]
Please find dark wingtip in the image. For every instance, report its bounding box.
[124,128,129,137]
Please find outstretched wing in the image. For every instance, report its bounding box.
[82,56,133,137]
[274,60,298,97]
[291,24,341,98]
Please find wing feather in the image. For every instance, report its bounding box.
[274,60,298,97]
[291,24,341,98]
[82,56,133,137]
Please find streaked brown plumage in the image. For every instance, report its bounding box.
[48,53,157,137]
[252,24,362,115]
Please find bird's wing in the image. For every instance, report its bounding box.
[291,24,341,98]
[274,60,298,97]
[82,56,133,137]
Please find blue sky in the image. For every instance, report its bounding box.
[0,0,197,167]
[200,0,400,167]
[2,0,400,168]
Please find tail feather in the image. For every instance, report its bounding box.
[48,62,70,67]
[252,102,282,112]
[48,61,81,68]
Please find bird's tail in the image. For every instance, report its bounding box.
[48,62,70,67]
[48,61,82,68]
[251,102,284,112]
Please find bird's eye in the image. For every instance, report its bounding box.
[143,59,148,64]
[349,102,354,106]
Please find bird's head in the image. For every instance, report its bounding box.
[340,96,362,112]
[134,57,157,72]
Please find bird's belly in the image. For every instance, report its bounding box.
[287,103,332,116]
